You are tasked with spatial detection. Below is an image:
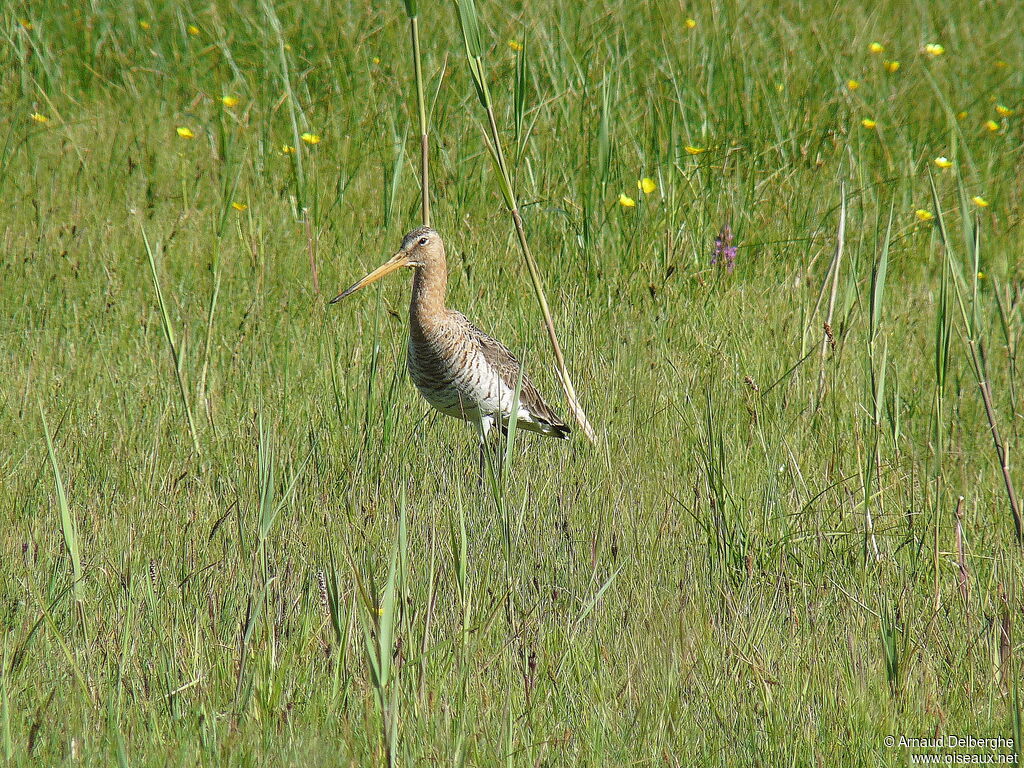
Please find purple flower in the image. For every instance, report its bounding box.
[711,224,737,273]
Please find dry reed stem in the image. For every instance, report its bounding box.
[816,182,846,406]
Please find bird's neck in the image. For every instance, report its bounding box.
[410,256,447,336]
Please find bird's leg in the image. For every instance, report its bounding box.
[477,439,485,490]
[494,421,509,480]
[477,416,493,489]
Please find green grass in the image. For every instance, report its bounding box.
[2,0,1023,764]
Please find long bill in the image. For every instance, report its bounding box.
[329,251,408,303]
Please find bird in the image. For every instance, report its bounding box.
[330,226,569,470]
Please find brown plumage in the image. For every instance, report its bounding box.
[465,321,568,435]
[331,226,570,442]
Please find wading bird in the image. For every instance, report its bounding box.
[330,227,569,471]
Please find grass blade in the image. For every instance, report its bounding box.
[39,403,82,606]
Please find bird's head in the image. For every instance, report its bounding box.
[330,226,443,303]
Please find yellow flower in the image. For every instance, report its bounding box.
[220,95,240,107]
[861,118,876,129]
[956,111,968,120]
[29,112,49,124]
[971,196,989,208]
[139,20,151,30]
[684,18,697,29]
[637,177,657,195]
[984,119,999,132]
[19,19,33,30]
[684,145,705,155]
[868,42,884,54]
[846,79,860,90]
[372,56,381,64]
[995,104,1014,117]
[977,271,986,280]
[934,156,952,169]
[231,201,248,211]
[187,24,199,36]
[176,126,195,139]
[915,209,934,222]
[281,144,296,154]
[301,132,321,145]
[883,60,900,73]
[924,43,945,56]
[618,193,636,208]
[508,40,523,52]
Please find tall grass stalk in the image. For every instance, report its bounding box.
[24,577,90,699]
[933,241,952,478]
[954,496,969,609]
[416,530,437,707]
[403,0,430,226]
[814,182,846,406]
[448,487,471,655]
[39,403,83,611]
[453,0,596,442]
[263,0,305,217]
[0,639,10,761]
[384,127,407,227]
[140,222,202,457]
[354,490,407,767]
[859,203,892,564]
[304,209,320,294]
[109,578,133,768]
[512,38,530,166]
[991,282,1020,421]
[1014,676,1023,763]
[200,243,222,427]
[929,175,1022,544]
[879,597,903,697]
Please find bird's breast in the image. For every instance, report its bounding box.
[407,331,513,420]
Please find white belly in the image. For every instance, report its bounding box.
[409,345,521,423]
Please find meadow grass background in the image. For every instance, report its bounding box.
[1,0,1023,764]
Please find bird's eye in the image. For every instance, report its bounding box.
[418,237,428,246]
